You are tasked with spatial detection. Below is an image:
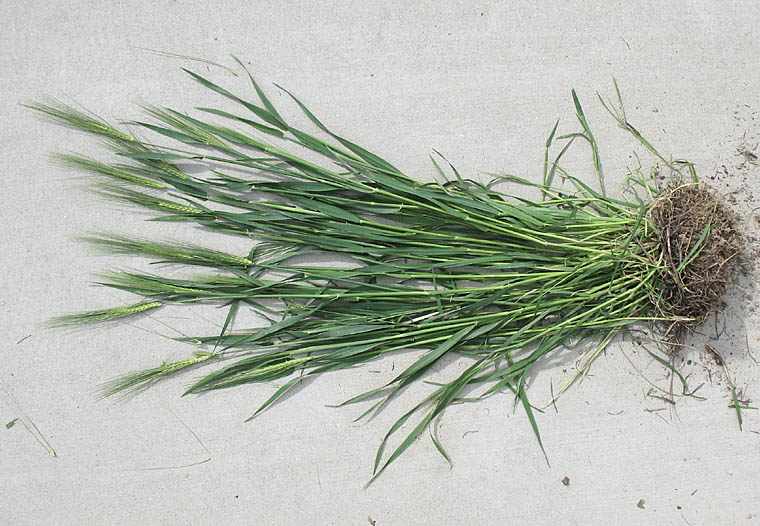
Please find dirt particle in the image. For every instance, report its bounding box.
[738,145,758,165]
[561,476,570,486]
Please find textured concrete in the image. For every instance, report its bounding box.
[2,1,759,524]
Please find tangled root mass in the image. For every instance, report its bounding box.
[651,183,742,334]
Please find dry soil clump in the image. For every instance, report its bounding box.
[651,183,743,338]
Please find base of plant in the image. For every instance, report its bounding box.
[650,182,742,340]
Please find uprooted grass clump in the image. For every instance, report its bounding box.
[30,61,743,483]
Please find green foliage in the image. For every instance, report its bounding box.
[36,67,675,483]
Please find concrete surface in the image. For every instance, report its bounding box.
[2,1,759,524]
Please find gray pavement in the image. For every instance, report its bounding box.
[1,2,759,524]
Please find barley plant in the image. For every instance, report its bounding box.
[31,59,740,484]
